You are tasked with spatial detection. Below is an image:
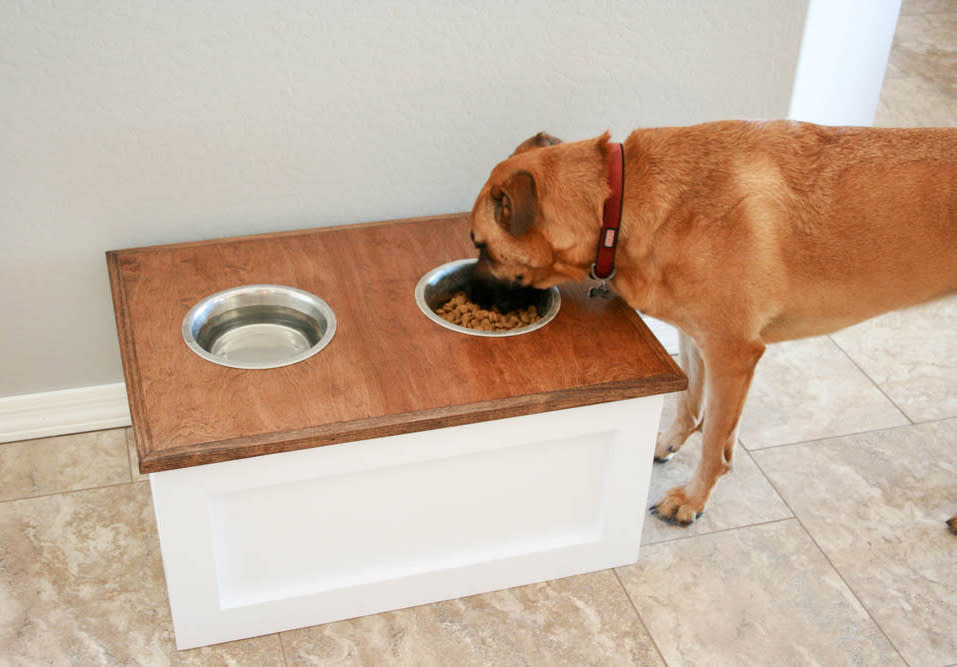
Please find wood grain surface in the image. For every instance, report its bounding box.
[108,213,685,473]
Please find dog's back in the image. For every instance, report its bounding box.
[769,123,955,337]
[628,121,957,341]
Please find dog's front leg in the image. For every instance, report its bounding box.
[655,331,705,462]
[651,339,765,525]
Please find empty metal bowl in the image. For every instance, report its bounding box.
[182,285,336,369]
[415,259,560,337]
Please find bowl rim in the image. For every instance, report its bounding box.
[181,283,337,369]
[414,258,561,337]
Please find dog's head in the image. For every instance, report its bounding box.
[469,131,612,290]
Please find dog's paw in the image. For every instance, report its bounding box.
[653,432,679,463]
[649,486,705,526]
[948,515,957,535]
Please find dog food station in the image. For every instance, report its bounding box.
[107,213,685,649]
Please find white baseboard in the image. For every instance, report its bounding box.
[0,383,132,444]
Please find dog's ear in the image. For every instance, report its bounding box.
[490,170,537,237]
[595,130,612,154]
[510,131,563,156]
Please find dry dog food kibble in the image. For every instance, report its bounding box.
[435,292,539,331]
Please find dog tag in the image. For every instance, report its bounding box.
[588,281,613,299]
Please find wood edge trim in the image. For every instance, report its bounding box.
[106,251,153,472]
[106,212,470,256]
[139,374,687,473]
[615,304,685,379]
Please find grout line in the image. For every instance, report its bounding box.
[909,415,957,427]
[749,455,911,665]
[0,425,129,449]
[641,515,794,548]
[278,633,289,666]
[740,414,956,454]
[0,479,141,506]
[611,568,669,666]
[741,426,894,452]
[828,334,915,425]
[124,427,135,484]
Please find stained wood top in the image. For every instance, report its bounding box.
[108,213,685,473]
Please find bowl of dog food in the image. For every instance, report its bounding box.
[182,284,336,369]
[415,259,560,337]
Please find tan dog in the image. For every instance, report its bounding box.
[469,121,957,528]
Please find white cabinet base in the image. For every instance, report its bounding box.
[150,395,663,650]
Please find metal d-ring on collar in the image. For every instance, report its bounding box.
[588,141,625,299]
[588,263,616,299]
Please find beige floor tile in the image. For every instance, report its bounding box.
[280,569,663,666]
[875,4,956,128]
[126,427,150,482]
[643,396,791,544]
[885,10,957,78]
[739,336,909,450]
[753,419,957,666]
[831,297,957,423]
[618,520,903,667]
[0,428,131,502]
[0,482,284,666]
[899,0,956,17]
[875,74,957,127]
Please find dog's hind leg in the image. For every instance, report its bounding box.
[655,331,705,462]
[651,339,765,525]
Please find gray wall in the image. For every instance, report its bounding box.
[0,1,808,397]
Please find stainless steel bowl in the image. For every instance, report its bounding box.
[182,285,336,369]
[415,259,560,337]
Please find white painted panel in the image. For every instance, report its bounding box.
[211,432,611,608]
[150,395,664,649]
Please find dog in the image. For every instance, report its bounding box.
[468,121,957,529]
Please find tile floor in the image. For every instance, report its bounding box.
[2,1,955,665]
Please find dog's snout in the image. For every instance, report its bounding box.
[473,248,505,285]
[470,231,487,250]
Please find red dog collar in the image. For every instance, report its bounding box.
[591,142,625,281]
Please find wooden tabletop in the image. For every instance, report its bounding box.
[108,213,685,473]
